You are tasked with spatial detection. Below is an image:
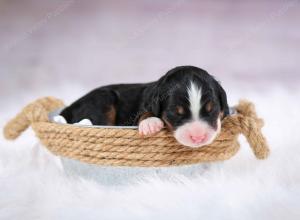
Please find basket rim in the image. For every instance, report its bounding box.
[3,97,269,167]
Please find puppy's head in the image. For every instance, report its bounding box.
[153,66,229,148]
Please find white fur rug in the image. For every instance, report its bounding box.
[1,89,300,220]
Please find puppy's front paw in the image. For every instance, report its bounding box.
[139,117,164,136]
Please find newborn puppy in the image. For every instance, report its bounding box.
[60,66,229,148]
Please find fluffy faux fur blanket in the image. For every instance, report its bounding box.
[1,90,300,220]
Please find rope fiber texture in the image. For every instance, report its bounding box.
[3,97,270,167]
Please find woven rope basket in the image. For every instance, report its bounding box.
[3,97,270,167]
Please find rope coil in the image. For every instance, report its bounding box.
[3,97,270,167]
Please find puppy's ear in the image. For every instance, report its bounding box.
[214,81,229,117]
[137,70,176,123]
[135,84,161,125]
[144,84,161,116]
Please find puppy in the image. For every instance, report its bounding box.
[60,66,229,148]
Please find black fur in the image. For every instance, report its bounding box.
[60,66,229,129]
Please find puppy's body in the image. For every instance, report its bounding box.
[61,83,151,126]
[61,66,229,147]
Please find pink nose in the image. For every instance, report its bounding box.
[190,134,207,144]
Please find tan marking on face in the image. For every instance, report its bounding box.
[176,106,185,115]
[219,111,224,119]
[106,105,116,125]
[205,101,213,113]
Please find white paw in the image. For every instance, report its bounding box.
[53,115,67,124]
[74,119,93,126]
[138,117,164,136]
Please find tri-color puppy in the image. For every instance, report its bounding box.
[60,66,229,148]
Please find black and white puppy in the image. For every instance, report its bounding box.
[60,66,229,148]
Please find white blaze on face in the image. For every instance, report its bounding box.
[174,81,221,148]
[187,82,202,121]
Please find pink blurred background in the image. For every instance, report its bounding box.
[1,2,300,218]
[0,0,299,108]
